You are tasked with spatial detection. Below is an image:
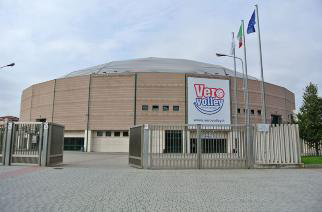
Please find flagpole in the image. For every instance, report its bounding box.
[232,32,238,126]
[242,20,251,168]
[255,4,267,124]
[241,20,250,128]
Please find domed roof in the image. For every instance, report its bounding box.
[63,57,257,80]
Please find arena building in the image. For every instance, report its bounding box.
[19,57,295,152]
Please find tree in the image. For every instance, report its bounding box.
[297,83,322,156]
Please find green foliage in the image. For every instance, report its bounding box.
[297,83,322,155]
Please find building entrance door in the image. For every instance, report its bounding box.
[64,137,84,151]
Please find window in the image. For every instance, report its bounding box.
[152,105,159,111]
[105,131,112,136]
[237,108,241,114]
[251,109,254,115]
[257,110,262,115]
[114,131,121,137]
[243,109,246,113]
[271,115,282,124]
[142,105,148,111]
[163,105,169,111]
[123,131,129,137]
[164,130,182,153]
[97,131,103,136]
[173,105,180,111]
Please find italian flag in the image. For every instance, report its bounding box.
[237,24,243,48]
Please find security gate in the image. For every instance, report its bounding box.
[11,123,42,164]
[129,125,144,168]
[130,124,248,169]
[129,124,302,169]
[1,122,64,166]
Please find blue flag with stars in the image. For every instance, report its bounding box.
[247,10,256,34]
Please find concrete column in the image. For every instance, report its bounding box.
[84,130,92,152]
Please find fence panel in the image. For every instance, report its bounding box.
[0,124,5,164]
[129,125,143,168]
[0,122,64,166]
[200,125,247,169]
[148,125,198,169]
[47,123,65,166]
[147,124,247,169]
[11,122,43,165]
[302,140,322,156]
[254,124,301,165]
[130,123,302,169]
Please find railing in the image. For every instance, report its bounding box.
[129,124,302,169]
[11,123,42,164]
[302,140,322,156]
[129,126,144,168]
[130,124,249,169]
[254,124,301,164]
[0,124,5,164]
[0,122,64,166]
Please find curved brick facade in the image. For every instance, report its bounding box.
[20,64,295,152]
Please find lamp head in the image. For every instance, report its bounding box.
[216,53,227,57]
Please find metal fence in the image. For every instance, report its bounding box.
[0,124,5,164]
[11,122,42,164]
[129,125,144,168]
[129,124,302,169]
[254,124,301,164]
[302,140,322,156]
[0,122,64,166]
[130,124,249,169]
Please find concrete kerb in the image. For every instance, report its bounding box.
[303,164,322,168]
[254,163,304,169]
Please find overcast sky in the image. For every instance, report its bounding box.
[0,0,321,117]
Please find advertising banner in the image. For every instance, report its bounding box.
[188,77,231,124]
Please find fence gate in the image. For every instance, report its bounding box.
[129,124,302,169]
[200,125,247,169]
[10,122,43,165]
[129,125,144,168]
[0,122,64,166]
[131,124,248,169]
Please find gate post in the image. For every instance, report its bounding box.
[197,124,201,169]
[4,122,14,166]
[1,122,7,165]
[142,124,150,169]
[246,125,255,168]
[40,122,50,166]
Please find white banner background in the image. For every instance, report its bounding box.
[188,77,231,124]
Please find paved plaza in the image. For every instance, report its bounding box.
[0,151,322,212]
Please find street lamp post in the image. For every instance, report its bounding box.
[216,53,248,124]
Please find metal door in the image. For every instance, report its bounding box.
[10,122,43,165]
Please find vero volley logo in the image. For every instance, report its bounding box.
[193,84,225,115]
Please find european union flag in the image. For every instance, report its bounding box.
[247,10,256,34]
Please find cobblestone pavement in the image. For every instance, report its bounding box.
[0,151,322,212]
